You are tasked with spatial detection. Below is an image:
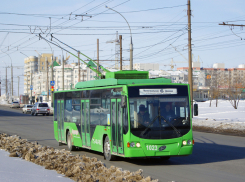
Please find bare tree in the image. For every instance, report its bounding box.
[225,83,243,109]
[225,69,245,109]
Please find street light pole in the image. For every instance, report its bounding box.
[105,6,133,70]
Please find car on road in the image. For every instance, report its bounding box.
[31,102,50,116]
[10,101,20,108]
[22,104,33,114]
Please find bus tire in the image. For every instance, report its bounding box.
[67,131,76,151]
[103,136,116,161]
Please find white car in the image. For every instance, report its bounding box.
[22,104,33,114]
[10,101,20,108]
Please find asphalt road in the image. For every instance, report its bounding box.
[0,105,245,182]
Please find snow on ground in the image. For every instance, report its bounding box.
[193,100,245,132]
[0,149,72,182]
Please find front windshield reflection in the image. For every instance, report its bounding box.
[129,97,190,139]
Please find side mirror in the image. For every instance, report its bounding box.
[194,103,198,116]
[121,95,127,108]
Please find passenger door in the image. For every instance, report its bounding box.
[111,99,124,155]
[57,100,65,142]
[81,99,91,147]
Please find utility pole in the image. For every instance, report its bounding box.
[187,0,193,112]
[78,51,80,82]
[5,67,8,97]
[97,39,99,77]
[51,55,54,107]
[31,72,32,103]
[82,65,85,82]
[106,31,120,69]
[11,64,13,97]
[18,76,20,98]
[5,67,8,96]
[46,57,49,102]
[119,35,122,70]
[62,55,64,90]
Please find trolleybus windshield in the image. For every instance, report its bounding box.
[128,85,190,139]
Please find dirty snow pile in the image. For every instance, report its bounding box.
[0,133,158,182]
[192,100,245,135]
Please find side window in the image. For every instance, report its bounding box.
[123,107,128,134]
[65,92,72,122]
[101,98,110,125]
[90,89,102,125]
[54,93,57,121]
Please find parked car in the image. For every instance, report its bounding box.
[31,102,50,116]
[22,104,33,114]
[10,101,20,108]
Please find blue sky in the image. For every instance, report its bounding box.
[1,0,245,95]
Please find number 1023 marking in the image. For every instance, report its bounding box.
[146,145,158,151]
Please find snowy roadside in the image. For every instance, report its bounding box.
[0,133,158,182]
[192,100,245,136]
[0,149,72,182]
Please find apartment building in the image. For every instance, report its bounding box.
[24,53,97,100]
[24,56,38,96]
[32,62,96,98]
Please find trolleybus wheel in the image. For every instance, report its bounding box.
[67,131,76,151]
[103,136,116,161]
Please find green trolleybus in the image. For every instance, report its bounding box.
[53,70,194,161]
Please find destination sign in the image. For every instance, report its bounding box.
[139,88,177,95]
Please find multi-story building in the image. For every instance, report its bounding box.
[24,53,97,101]
[31,62,97,101]
[177,63,245,101]
[24,56,38,96]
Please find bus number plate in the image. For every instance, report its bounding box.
[146,145,157,151]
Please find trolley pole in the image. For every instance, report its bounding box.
[119,35,122,70]
[187,0,193,113]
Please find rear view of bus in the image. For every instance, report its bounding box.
[124,85,193,159]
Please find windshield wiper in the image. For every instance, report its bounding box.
[160,116,182,137]
[140,107,182,137]
[140,114,159,137]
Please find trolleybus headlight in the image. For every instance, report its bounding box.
[187,140,192,145]
[136,143,141,148]
[182,141,187,145]
[130,142,135,147]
